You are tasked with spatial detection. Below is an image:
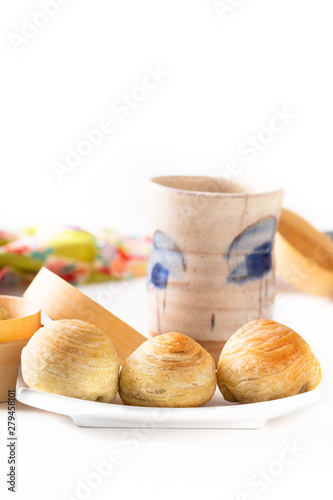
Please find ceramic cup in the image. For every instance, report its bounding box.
[145,176,284,363]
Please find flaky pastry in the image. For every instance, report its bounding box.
[21,319,120,403]
[217,319,321,403]
[119,332,216,407]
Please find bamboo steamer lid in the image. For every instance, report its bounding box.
[276,208,333,296]
[23,267,146,365]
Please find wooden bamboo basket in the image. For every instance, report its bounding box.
[23,268,147,365]
[0,295,41,402]
[276,208,333,296]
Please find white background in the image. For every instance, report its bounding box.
[0,2,333,500]
[0,0,333,234]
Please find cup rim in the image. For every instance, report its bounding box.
[147,175,284,198]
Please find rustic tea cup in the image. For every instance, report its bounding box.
[145,176,284,363]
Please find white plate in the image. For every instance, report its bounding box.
[16,366,323,429]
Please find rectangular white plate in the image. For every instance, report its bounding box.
[16,366,323,429]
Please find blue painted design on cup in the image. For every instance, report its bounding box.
[147,231,186,289]
[151,262,169,289]
[225,217,276,284]
[245,241,273,277]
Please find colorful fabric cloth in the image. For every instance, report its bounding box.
[0,225,150,285]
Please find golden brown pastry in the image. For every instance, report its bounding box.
[21,319,119,403]
[0,304,10,320]
[119,332,216,407]
[217,319,321,403]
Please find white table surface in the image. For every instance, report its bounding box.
[0,278,332,500]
